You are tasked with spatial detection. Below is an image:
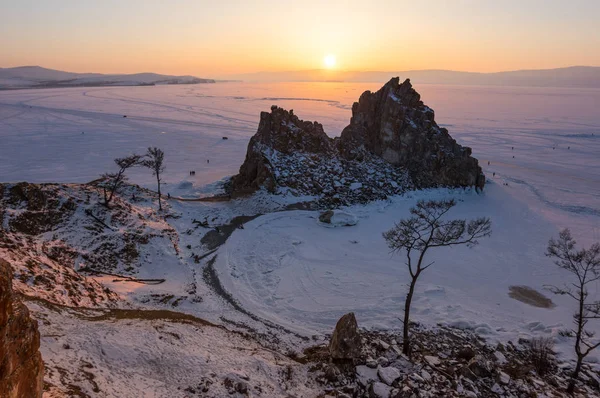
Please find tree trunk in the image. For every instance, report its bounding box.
[156,175,162,211]
[402,276,418,355]
[102,187,110,208]
[568,354,584,394]
[568,287,587,394]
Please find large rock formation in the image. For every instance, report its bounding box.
[338,77,484,188]
[229,78,484,203]
[0,258,44,398]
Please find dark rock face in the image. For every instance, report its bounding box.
[329,312,362,360]
[230,106,333,195]
[230,78,484,201]
[338,77,484,189]
[0,258,44,398]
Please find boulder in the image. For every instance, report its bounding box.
[378,366,401,386]
[329,312,362,360]
[318,210,358,227]
[369,381,392,398]
[0,258,44,398]
[319,210,334,223]
[461,355,495,380]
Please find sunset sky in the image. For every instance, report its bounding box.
[2,0,599,77]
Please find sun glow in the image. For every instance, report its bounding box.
[323,54,336,69]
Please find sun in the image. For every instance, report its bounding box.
[323,54,336,69]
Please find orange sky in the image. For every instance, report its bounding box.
[2,1,599,77]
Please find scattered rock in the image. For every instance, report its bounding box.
[377,366,401,386]
[424,355,441,366]
[369,381,391,398]
[493,350,507,364]
[498,371,510,385]
[324,364,342,383]
[378,339,390,350]
[376,356,389,367]
[356,365,378,387]
[462,355,494,379]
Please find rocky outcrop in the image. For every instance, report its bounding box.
[338,77,484,189]
[229,106,410,206]
[230,106,334,195]
[229,78,485,202]
[329,312,362,361]
[0,258,44,398]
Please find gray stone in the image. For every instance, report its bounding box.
[369,381,391,398]
[378,366,401,386]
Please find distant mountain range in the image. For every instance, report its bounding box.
[221,66,600,88]
[0,66,215,89]
[3,65,600,89]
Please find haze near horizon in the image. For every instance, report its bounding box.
[2,0,600,77]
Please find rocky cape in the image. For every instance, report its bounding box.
[229,77,485,205]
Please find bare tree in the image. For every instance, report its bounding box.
[100,154,142,207]
[142,147,165,210]
[383,199,491,355]
[545,229,600,394]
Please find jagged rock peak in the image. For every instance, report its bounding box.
[253,105,333,155]
[339,77,484,189]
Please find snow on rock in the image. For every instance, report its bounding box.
[0,183,123,306]
[494,350,507,364]
[338,77,485,190]
[229,78,486,206]
[318,210,358,227]
[356,365,378,387]
[499,370,511,384]
[317,325,600,397]
[424,355,441,366]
